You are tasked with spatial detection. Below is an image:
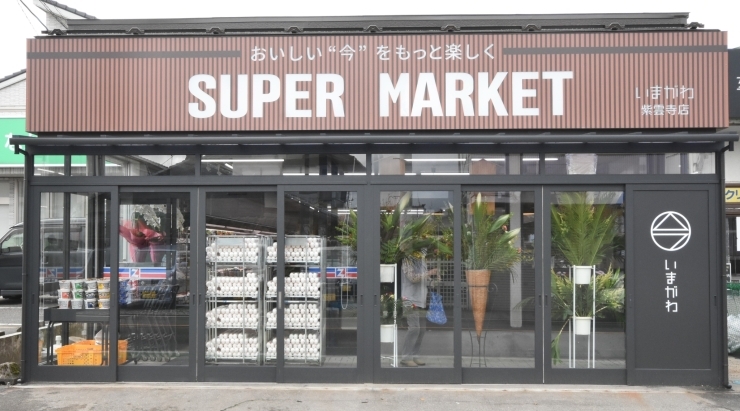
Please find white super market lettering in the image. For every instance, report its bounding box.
[665,260,678,313]
[379,71,573,117]
[188,74,346,119]
[188,71,574,119]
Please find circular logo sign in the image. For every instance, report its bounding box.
[650,211,691,251]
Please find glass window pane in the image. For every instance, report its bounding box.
[204,192,277,366]
[462,191,535,368]
[282,191,359,367]
[543,153,715,175]
[101,155,197,176]
[520,154,540,175]
[379,190,454,368]
[550,191,625,369]
[371,154,513,176]
[201,154,366,176]
[34,155,65,177]
[118,192,191,365]
[38,192,112,366]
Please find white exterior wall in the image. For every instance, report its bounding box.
[0,78,25,118]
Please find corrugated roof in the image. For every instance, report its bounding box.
[39,0,96,20]
[0,69,26,85]
[60,12,701,36]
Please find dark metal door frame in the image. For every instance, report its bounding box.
[543,185,627,385]
[195,186,279,382]
[368,184,462,384]
[116,186,199,382]
[24,185,118,383]
[278,184,369,383]
[460,185,545,384]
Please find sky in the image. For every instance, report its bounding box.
[0,0,737,78]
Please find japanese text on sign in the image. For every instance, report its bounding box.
[665,260,678,313]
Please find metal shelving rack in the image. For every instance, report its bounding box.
[205,235,268,364]
[264,235,326,365]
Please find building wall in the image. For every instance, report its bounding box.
[0,77,25,121]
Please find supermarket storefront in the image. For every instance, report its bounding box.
[14,14,736,385]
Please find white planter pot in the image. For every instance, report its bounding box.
[380,324,395,343]
[380,264,396,283]
[572,265,593,285]
[574,316,592,336]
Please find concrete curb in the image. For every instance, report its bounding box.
[9,382,735,394]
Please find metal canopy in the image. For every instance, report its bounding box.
[57,12,700,36]
[10,132,739,147]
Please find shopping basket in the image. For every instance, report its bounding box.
[56,340,128,366]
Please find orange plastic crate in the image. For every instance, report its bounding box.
[56,340,128,366]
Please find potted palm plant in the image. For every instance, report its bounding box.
[548,191,624,363]
[464,193,522,339]
[551,192,618,284]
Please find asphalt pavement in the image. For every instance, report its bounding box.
[1,382,740,411]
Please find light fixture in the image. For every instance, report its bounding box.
[405,158,466,162]
[201,158,285,163]
[420,172,470,176]
[471,158,506,162]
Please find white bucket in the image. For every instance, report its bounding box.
[380,264,396,283]
[572,266,592,285]
[98,298,110,309]
[84,299,97,309]
[70,299,84,309]
[380,324,395,343]
[58,280,72,291]
[58,299,71,309]
[84,279,98,290]
[574,316,592,336]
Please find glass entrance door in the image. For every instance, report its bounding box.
[545,188,626,384]
[460,188,542,383]
[372,187,460,383]
[117,189,196,381]
[279,187,365,382]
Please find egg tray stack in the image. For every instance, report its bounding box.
[205,303,260,329]
[205,237,261,264]
[265,236,322,264]
[206,331,260,360]
[264,333,320,361]
[264,272,320,299]
[263,304,320,329]
[206,272,260,298]
[285,303,321,329]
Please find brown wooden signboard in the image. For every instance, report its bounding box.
[26,32,728,133]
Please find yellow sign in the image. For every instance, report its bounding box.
[727,188,740,203]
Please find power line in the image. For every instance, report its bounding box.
[18,0,48,31]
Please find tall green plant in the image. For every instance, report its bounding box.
[380,192,449,264]
[464,193,521,274]
[551,192,618,267]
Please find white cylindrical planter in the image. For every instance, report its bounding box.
[574,316,592,336]
[380,324,395,343]
[380,264,396,283]
[572,265,592,285]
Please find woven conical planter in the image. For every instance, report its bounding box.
[466,269,491,338]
